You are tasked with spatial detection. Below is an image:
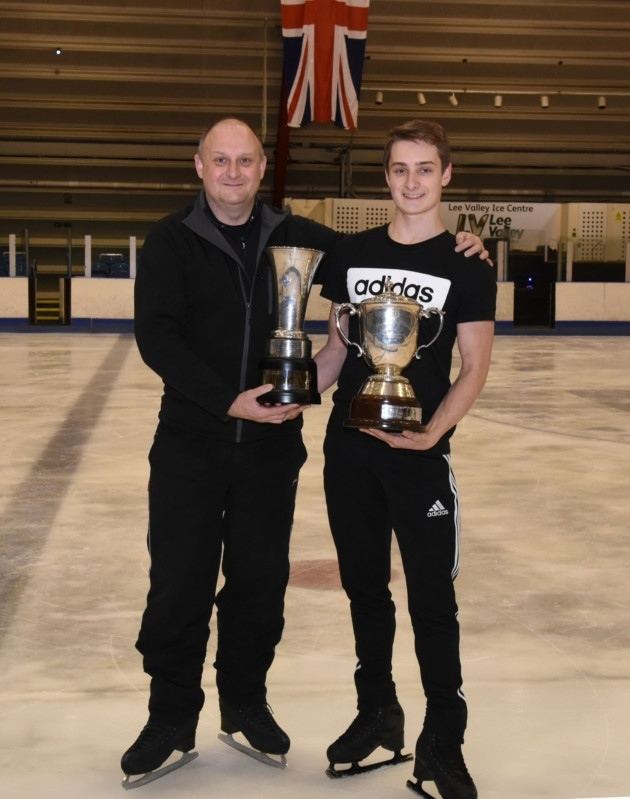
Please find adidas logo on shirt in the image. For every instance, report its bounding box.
[352,274,436,304]
[347,268,451,309]
[427,500,449,517]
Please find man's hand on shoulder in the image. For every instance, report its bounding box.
[454,231,492,265]
[227,385,306,424]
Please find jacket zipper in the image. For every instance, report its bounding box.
[234,262,252,444]
[199,208,282,444]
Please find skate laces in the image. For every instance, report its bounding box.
[134,720,177,751]
[242,703,280,731]
[434,738,472,780]
[345,708,383,738]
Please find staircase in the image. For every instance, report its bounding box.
[29,267,71,325]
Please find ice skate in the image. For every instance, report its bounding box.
[218,699,289,769]
[326,702,412,778]
[120,716,198,789]
[406,731,477,799]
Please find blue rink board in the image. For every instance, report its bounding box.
[1,319,629,335]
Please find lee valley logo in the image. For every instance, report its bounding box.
[448,202,535,241]
[449,203,534,240]
[441,201,562,251]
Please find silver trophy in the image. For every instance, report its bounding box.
[335,279,445,431]
[257,246,325,405]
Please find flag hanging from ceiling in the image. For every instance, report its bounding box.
[281,0,370,131]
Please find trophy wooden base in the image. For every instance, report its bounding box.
[344,394,425,433]
[257,357,321,406]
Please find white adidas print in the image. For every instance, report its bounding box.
[347,267,451,309]
[427,499,449,518]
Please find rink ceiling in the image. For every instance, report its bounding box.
[1,0,630,239]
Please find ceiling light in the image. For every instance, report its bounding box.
[597,95,606,109]
[375,91,384,105]
[540,95,550,108]
[54,48,63,56]
[494,94,503,107]
[448,93,458,107]
[417,92,427,105]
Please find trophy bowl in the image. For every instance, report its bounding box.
[257,246,325,405]
[335,279,444,432]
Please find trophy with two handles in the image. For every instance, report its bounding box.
[335,279,445,432]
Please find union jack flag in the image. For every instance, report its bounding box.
[281,0,370,131]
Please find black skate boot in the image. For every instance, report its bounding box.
[407,731,477,799]
[218,698,290,768]
[326,702,412,778]
[120,716,198,789]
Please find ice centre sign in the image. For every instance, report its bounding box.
[441,202,562,251]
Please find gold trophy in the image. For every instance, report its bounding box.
[335,279,444,431]
[258,246,325,405]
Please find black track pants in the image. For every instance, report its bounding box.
[324,430,468,740]
[135,422,307,724]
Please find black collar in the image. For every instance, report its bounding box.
[204,197,260,232]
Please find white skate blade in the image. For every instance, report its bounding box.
[121,750,198,790]
[327,750,412,778]
[218,732,287,769]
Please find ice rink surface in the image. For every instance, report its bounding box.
[0,332,629,799]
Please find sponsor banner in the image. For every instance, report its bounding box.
[441,202,562,251]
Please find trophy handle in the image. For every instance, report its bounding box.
[414,307,445,358]
[335,303,364,357]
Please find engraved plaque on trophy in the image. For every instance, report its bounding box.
[257,246,325,405]
[335,279,445,432]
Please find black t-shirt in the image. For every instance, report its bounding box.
[320,225,497,452]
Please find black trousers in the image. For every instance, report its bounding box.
[136,421,307,724]
[324,430,468,740]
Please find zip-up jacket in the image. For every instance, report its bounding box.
[135,191,338,442]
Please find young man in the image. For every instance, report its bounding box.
[315,120,496,799]
[121,116,487,787]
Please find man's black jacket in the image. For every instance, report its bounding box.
[135,191,338,442]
